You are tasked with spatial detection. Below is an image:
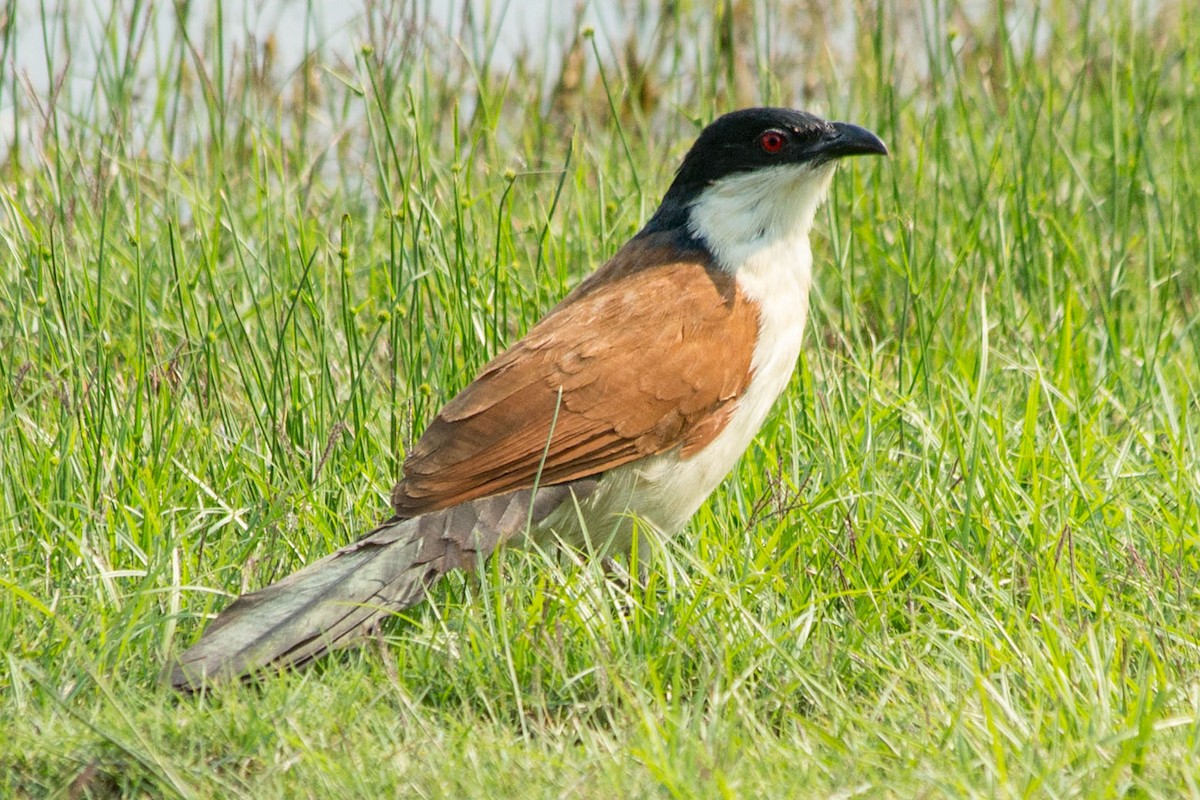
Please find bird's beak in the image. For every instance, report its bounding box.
[817,122,889,160]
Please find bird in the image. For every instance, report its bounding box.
[170,107,887,690]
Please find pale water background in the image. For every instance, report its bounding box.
[0,0,1109,161]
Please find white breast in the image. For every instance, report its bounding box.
[536,162,837,555]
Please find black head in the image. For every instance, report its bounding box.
[644,107,887,235]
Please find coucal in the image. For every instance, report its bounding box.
[171,107,887,690]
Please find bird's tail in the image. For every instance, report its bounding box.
[169,482,592,690]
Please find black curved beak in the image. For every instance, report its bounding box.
[815,122,889,161]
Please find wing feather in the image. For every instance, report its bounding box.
[391,232,761,518]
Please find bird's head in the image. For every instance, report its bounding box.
[645,107,887,265]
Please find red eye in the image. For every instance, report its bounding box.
[759,130,786,154]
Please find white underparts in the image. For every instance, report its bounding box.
[534,162,838,557]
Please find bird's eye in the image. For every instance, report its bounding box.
[758,130,787,154]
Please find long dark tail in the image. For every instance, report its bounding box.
[169,482,593,690]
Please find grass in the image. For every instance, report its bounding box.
[2,0,1199,796]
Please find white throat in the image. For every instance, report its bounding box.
[686,161,836,276]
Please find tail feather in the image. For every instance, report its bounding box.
[169,482,593,690]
